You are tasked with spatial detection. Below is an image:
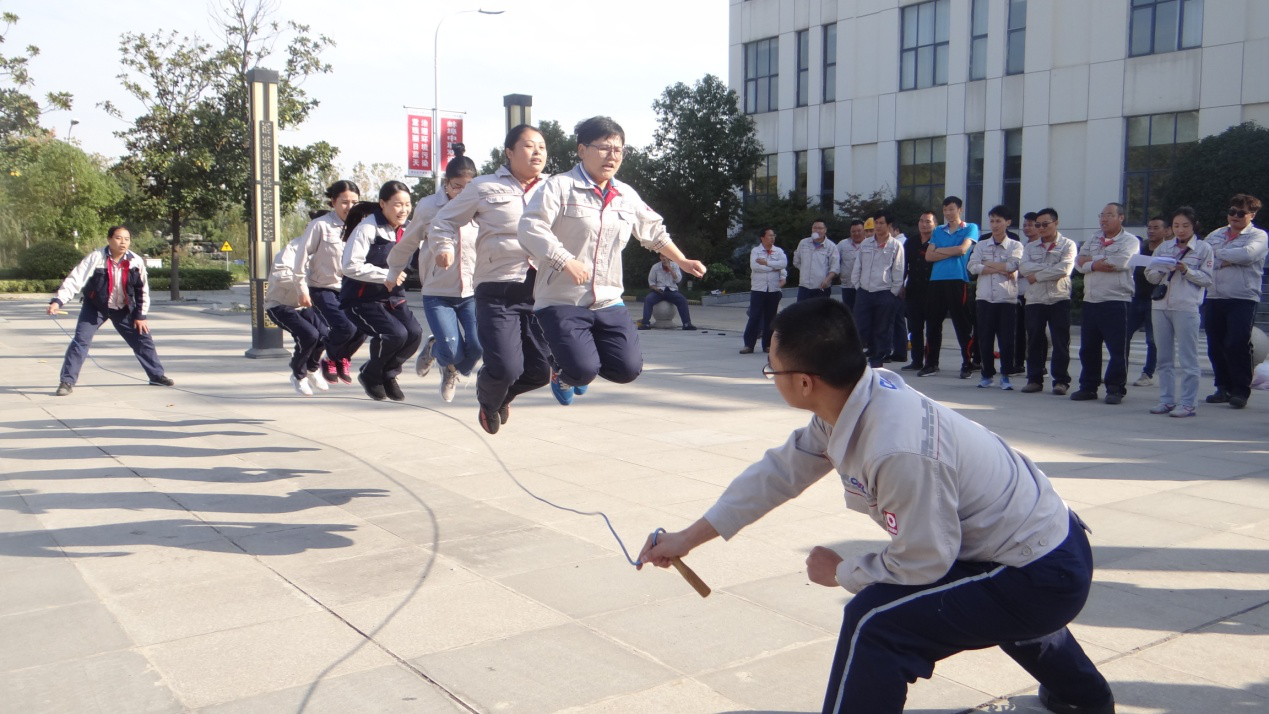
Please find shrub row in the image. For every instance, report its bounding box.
[0,279,63,293]
[149,268,235,291]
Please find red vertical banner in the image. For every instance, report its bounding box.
[440,117,463,168]
[407,114,432,176]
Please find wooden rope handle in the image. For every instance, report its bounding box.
[670,556,711,598]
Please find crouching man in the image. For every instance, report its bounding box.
[638,297,1114,714]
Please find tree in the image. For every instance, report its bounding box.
[1160,122,1269,233]
[349,161,407,197]
[641,75,764,263]
[4,139,122,249]
[0,7,73,172]
[478,119,577,176]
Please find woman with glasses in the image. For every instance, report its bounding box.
[1144,207,1214,418]
[387,145,482,403]
[520,116,706,406]
[430,125,551,434]
[1200,194,1268,410]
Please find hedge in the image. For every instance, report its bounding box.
[19,242,86,280]
[149,268,235,291]
[0,279,63,293]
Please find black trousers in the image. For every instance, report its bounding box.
[743,290,783,351]
[310,286,366,362]
[976,301,1017,378]
[266,305,328,378]
[474,272,551,412]
[344,297,423,383]
[1204,298,1258,399]
[1078,301,1129,395]
[905,290,932,368]
[925,280,975,369]
[1025,300,1071,386]
[855,290,900,367]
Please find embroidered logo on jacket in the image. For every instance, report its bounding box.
[883,510,899,535]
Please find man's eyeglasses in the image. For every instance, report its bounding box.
[585,144,626,158]
[1228,207,1250,218]
[763,362,819,380]
[1034,221,1055,229]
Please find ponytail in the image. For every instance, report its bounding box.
[444,143,478,181]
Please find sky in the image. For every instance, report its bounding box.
[13,0,730,176]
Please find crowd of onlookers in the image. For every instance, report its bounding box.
[732,194,1268,416]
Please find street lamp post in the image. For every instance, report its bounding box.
[434,8,504,175]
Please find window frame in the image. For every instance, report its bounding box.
[969,0,989,81]
[823,23,838,103]
[1122,111,1200,225]
[744,37,780,114]
[1128,0,1204,58]
[1006,0,1027,76]
[820,147,836,211]
[900,0,951,91]
[796,30,810,107]
[746,153,779,202]
[897,137,947,208]
[1002,129,1023,222]
[966,133,985,225]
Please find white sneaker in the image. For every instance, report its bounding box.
[1133,373,1154,387]
[290,374,313,396]
[440,364,460,403]
[416,336,436,377]
[307,372,328,392]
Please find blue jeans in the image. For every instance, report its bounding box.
[1126,297,1156,377]
[59,303,166,385]
[1153,309,1201,408]
[422,295,482,376]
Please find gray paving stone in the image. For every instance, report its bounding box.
[0,649,183,714]
[0,601,133,671]
[195,663,468,714]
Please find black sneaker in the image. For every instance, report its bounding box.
[1104,393,1123,405]
[637,322,652,330]
[682,324,697,331]
[1020,382,1043,393]
[1206,389,1231,404]
[958,366,974,379]
[498,403,510,424]
[1052,383,1069,396]
[1229,395,1248,409]
[149,376,175,387]
[382,377,405,402]
[900,363,922,371]
[338,358,353,385]
[479,405,500,434]
[917,366,939,377]
[358,372,387,401]
[1037,685,1116,714]
[1070,390,1098,401]
[55,382,73,396]
[739,346,754,354]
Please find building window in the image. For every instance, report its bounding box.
[796,30,810,107]
[1006,0,1026,75]
[969,0,989,81]
[1003,129,1023,221]
[1124,111,1199,225]
[747,153,778,201]
[744,38,779,114]
[966,133,985,225]
[900,0,950,91]
[821,148,836,211]
[794,150,808,198]
[824,24,838,103]
[1129,0,1204,57]
[898,137,946,208]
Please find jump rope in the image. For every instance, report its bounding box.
[47,311,711,597]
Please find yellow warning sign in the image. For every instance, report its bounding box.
[221,242,233,252]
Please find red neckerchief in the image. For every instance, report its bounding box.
[106,252,130,307]
[1043,239,1057,252]
[395,227,403,242]
[1100,233,1115,247]
[1225,226,1242,243]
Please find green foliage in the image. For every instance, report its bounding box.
[1160,122,1269,233]
[3,139,122,245]
[149,268,234,291]
[478,119,577,176]
[0,277,60,292]
[0,8,73,148]
[19,240,83,279]
[700,262,735,291]
[409,176,436,205]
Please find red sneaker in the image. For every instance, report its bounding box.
[321,359,339,384]
[337,358,353,384]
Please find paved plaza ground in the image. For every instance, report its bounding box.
[1,288,1267,713]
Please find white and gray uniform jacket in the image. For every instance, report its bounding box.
[705,367,1072,593]
[1019,234,1078,304]
[851,236,905,295]
[295,212,346,295]
[53,248,152,316]
[387,191,478,299]
[1144,237,1215,313]
[968,236,1024,303]
[1203,224,1269,300]
[519,164,674,310]
[750,245,787,292]
[649,262,683,291]
[793,237,839,288]
[431,165,547,286]
[1075,230,1139,303]
[838,240,864,289]
[264,234,310,309]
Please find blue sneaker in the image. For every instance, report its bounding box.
[977,377,993,389]
[573,383,588,396]
[550,371,575,405]
[1000,376,1014,391]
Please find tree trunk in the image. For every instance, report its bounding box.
[169,210,182,301]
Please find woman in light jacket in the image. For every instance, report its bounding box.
[1144,206,1215,418]
[387,146,481,402]
[265,219,331,396]
[519,116,706,407]
[297,180,363,385]
[741,228,786,354]
[430,125,550,434]
[339,181,424,402]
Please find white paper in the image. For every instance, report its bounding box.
[1128,254,1175,269]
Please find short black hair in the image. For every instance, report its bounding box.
[849,218,865,228]
[106,225,129,239]
[771,298,867,389]
[504,124,543,150]
[919,210,938,222]
[812,217,828,226]
[1148,215,1169,225]
[871,209,894,225]
[1170,206,1200,233]
[943,196,963,209]
[575,116,625,146]
[1037,207,1059,222]
[988,204,1013,222]
[325,180,361,202]
[1023,212,1039,222]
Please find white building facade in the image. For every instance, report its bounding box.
[729,0,1269,237]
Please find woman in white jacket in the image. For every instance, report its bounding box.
[1145,206,1215,418]
[296,180,362,385]
[387,146,481,402]
[265,221,331,396]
